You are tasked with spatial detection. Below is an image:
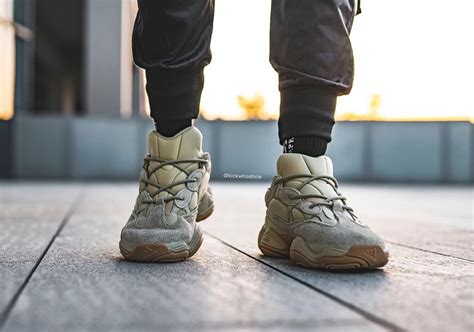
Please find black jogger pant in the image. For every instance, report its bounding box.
[132,0,357,143]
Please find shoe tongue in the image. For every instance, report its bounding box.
[277,154,334,178]
[277,154,337,204]
[146,127,203,213]
[148,126,203,160]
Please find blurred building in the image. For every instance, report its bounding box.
[0,0,472,183]
[0,0,144,118]
[1,0,147,178]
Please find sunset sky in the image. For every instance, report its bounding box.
[200,0,474,121]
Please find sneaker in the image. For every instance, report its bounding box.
[258,154,389,270]
[119,126,213,262]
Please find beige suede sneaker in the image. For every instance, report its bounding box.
[258,154,389,270]
[120,126,213,262]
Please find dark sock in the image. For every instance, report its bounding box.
[154,119,192,137]
[283,136,328,157]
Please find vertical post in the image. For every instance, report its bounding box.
[85,0,133,117]
[12,0,35,114]
[0,0,15,120]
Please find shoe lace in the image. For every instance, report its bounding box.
[140,156,208,204]
[275,174,356,217]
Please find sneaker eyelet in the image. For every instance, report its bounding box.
[186,170,203,191]
[278,187,301,206]
[175,189,192,208]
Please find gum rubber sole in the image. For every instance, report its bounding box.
[257,226,291,258]
[196,205,214,222]
[290,237,389,270]
[120,243,190,262]
[120,226,204,263]
[258,226,389,270]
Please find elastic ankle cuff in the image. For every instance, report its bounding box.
[278,86,337,144]
[146,68,204,120]
[283,136,328,157]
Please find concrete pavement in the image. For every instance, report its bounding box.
[0,182,473,331]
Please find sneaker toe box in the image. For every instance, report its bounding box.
[295,217,387,253]
[120,215,194,250]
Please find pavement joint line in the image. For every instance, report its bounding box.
[386,241,474,263]
[205,231,406,332]
[0,188,85,331]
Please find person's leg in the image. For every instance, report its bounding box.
[120,1,214,262]
[132,0,214,136]
[258,0,389,270]
[270,0,356,157]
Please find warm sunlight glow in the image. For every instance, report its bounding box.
[200,0,474,121]
[0,0,15,121]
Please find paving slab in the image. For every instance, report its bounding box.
[254,246,474,332]
[0,183,80,315]
[202,183,474,332]
[2,182,472,331]
[3,185,383,332]
[204,184,473,259]
[343,185,474,261]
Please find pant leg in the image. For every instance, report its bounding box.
[132,0,214,121]
[270,0,357,144]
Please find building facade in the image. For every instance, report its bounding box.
[0,0,472,182]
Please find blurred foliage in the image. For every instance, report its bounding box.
[237,94,265,120]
